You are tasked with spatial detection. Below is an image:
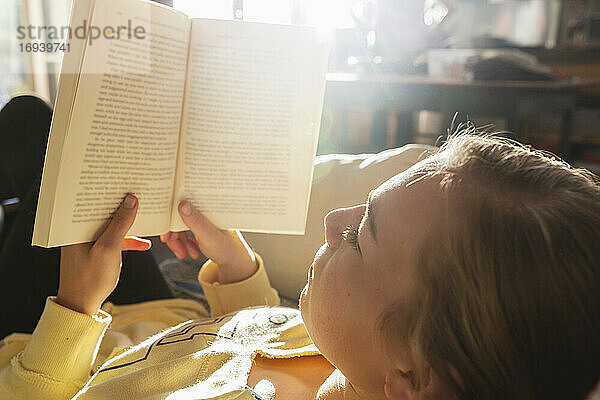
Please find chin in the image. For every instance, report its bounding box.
[299,281,312,325]
[300,244,330,323]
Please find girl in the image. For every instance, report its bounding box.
[0,96,598,399]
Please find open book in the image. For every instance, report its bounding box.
[32,0,329,247]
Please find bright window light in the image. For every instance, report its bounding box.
[423,0,448,27]
[305,0,354,29]
[173,0,233,19]
[244,0,293,24]
[173,0,355,29]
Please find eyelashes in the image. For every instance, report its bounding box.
[342,226,361,253]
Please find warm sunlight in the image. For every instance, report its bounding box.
[173,0,355,28]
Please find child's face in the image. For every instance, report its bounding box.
[300,158,445,396]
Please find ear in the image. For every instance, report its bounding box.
[384,367,458,400]
[384,369,418,400]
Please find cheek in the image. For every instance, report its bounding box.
[306,265,385,387]
[307,261,365,347]
[313,260,355,314]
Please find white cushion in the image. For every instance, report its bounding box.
[243,144,437,300]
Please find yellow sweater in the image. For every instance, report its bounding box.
[0,254,319,399]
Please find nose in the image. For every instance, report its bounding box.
[324,204,366,250]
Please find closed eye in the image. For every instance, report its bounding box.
[342,226,361,254]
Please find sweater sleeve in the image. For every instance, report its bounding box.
[0,296,112,400]
[198,252,280,317]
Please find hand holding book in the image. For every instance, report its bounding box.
[56,195,151,316]
[160,200,258,284]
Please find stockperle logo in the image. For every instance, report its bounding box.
[17,19,146,45]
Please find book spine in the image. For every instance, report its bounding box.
[167,18,193,229]
[32,0,95,247]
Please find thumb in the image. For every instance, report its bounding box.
[97,194,139,250]
[178,200,227,252]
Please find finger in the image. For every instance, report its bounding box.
[175,235,192,259]
[166,232,187,259]
[175,231,199,259]
[122,236,152,251]
[160,232,172,243]
[182,235,201,259]
[178,200,228,255]
[96,194,138,251]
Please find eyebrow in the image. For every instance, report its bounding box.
[365,190,378,243]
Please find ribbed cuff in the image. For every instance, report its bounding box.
[198,253,280,317]
[19,296,112,383]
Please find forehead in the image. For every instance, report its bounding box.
[373,157,440,196]
[368,159,445,267]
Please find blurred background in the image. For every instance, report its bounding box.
[1,0,600,169]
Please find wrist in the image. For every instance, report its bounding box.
[55,293,100,316]
[218,252,258,284]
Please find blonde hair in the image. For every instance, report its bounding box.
[378,132,600,399]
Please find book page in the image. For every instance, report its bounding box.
[41,0,190,247]
[171,19,329,234]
